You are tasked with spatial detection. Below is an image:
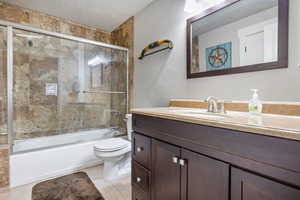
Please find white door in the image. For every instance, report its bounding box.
[264,22,278,62]
[240,31,264,66]
[238,18,278,66]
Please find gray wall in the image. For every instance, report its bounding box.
[133,0,300,108]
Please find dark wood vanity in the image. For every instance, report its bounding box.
[131,114,300,200]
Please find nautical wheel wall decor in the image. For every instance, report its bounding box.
[206,42,232,71]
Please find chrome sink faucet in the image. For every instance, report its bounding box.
[205,96,226,114]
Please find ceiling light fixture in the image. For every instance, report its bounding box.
[184,0,199,13]
[184,0,226,13]
[88,56,108,67]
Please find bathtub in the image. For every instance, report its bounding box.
[10,128,116,187]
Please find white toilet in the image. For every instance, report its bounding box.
[94,114,132,180]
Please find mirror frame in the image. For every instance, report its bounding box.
[186,0,289,79]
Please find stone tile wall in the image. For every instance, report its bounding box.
[0,148,9,188]
[0,28,7,145]
[110,50,128,132]
[191,36,200,73]
[111,17,134,111]
[0,2,111,43]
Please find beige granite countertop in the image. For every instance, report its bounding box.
[131,107,300,141]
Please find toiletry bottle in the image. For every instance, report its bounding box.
[248,89,263,114]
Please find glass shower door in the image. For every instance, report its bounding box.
[11,29,128,153]
[0,26,7,146]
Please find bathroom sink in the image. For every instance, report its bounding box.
[168,109,230,119]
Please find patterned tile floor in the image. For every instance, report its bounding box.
[0,165,131,200]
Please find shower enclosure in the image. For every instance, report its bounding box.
[0,26,7,146]
[0,21,128,154]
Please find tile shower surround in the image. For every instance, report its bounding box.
[0,2,134,188]
[0,148,9,188]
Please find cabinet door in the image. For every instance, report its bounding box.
[231,167,300,200]
[132,185,149,200]
[181,149,229,200]
[151,139,181,200]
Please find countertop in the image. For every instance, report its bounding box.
[131,107,300,141]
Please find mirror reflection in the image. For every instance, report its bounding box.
[191,0,278,73]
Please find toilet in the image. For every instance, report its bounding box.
[94,114,132,180]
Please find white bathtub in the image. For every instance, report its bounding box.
[10,128,116,187]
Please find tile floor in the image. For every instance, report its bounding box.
[0,165,131,200]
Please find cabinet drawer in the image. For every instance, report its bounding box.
[132,161,150,193]
[132,185,149,200]
[132,132,151,168]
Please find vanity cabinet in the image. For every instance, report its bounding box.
[231,168,300,200]
[133,135,229,200]
[132,114,300,200]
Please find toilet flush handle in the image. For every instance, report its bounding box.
[136,147,144,152]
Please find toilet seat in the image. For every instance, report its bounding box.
[94,138,130,152]
[95,145,131,158]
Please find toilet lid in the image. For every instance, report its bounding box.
[94,138,130,152]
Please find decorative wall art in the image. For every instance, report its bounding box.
[206,42,232,71]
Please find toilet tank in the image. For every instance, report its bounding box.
[125,114,132,141]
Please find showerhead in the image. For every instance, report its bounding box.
[28,40,33,47]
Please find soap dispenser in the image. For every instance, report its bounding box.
[248,89,263,114]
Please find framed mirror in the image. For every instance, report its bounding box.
[187,0,289,79]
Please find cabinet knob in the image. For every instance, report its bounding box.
[136,147,143,152]
[136,177,142,183]
[172,156,179,164]
[179,159,186,166]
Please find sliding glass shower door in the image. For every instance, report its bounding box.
[10,28,128,153]
[0,26,7,146]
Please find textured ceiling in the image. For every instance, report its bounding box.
[2,0,155,31]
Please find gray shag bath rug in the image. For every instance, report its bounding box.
[32,172,105,200]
